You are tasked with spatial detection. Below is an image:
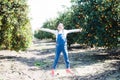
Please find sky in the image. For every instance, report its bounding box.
[28,0,71,31]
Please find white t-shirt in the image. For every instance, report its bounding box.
[40,28,81,40]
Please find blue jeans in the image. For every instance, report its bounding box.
[53,44,70,69]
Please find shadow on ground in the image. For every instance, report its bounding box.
[0,39,120,80]
[60,69,120,80]
[0,48,120,70]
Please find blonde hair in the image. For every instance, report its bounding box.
[58,23,64,27]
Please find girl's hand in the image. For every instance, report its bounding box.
[79,28,82,32]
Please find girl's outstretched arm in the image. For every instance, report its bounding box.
[40,28,56,35]
[67,28,82,34]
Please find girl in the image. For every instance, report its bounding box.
[40,23,82,76]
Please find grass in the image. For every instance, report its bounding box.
[34,61,51,69]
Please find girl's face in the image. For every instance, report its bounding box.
[57,23,64,31]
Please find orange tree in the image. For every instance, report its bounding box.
[34,10,81,47]
[35,0,120,49]
[0,0,32,51]
[56,10,82,47]
[71,0,120,48]
[34,20,55,40]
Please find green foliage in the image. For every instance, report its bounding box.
[56,10,81,46]
[34,0,120,48]
[34,20,56,40]
[34,11,81,46]
[0,0,32,51]
[34,30,53,40]
[72,0,120,48]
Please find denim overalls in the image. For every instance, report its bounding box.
[53,31,70,69]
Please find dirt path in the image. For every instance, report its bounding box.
[0,39,120,80]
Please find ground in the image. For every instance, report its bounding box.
[0,39,120,80]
